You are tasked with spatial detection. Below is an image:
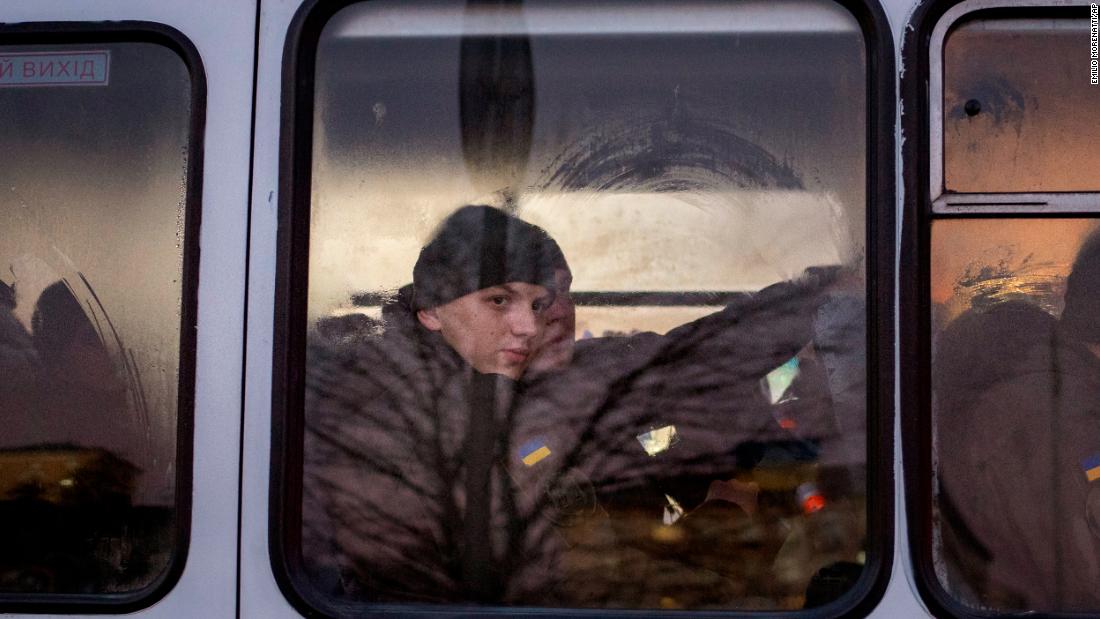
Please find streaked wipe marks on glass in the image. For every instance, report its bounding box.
[930,219,1098,325]
[306,0,868,321]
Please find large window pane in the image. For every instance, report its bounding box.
[0,41,192,594]
[301,0,869,610]
[943,15,1100,193]
[931,218,1100,612]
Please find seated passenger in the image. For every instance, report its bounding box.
[933,301,1056,605]
[303,205,567,603]
[303,205,864,608]
[0,279,139,593]
[944,231,1100,611]
[513,255,865,607]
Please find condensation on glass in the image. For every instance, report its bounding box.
[943,15,1100,193]
[930,218,1100,612]
[301,0,869,610]
[0,42,191,594]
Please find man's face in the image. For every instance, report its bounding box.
[528,268,576,374]
[417,282,553,379]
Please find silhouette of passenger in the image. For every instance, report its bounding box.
[27,282,131,456]
[942,231,1100,611]
[0,280,139,594]
[33,282,115,386]
[934,301,1056,604]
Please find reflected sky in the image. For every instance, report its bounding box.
[931,219,1100,326]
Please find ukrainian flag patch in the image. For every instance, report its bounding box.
[1083,454,1100,482]
[520,439,551,466]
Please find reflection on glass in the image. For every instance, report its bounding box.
[796,482,825,515]
[636,425,678,456]
[932,219,1100,612]
[0,42,190,594]
[943,14,1100,193]
[662,494,685,525]
[764,357,801,405]
[302,0,868,610]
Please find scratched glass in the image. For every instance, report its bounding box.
[943,14,1100,193]
[0,42,191,594]
[931,218,1100,612]
[301,0,870,610]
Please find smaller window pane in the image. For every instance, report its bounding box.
[931,218,1100,612]
[943,14,1100,193]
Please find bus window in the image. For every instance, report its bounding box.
[279,0,889,613]
[908,4,1100,616]
[0,34,198,603]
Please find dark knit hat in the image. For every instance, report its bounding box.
[1061,229,1100,343]
[412,205,566,311]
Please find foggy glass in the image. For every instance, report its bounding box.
[931,219,1100,612]
[302,0,869,611]
[943,16,1100,193]
[0,42,191,594]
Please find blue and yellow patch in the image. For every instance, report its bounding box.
[1083,454,1100,483]
[519,439,551,467]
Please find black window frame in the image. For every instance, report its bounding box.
[271,0,897,616]
[0,20,204,615]
[901,2,1098,618]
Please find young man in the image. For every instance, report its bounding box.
[409,204,563,379]
[302,205,578,604]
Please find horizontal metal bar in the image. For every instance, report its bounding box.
[932,192,1100,215]
[351,290,745,308]
[570,291,745,306]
